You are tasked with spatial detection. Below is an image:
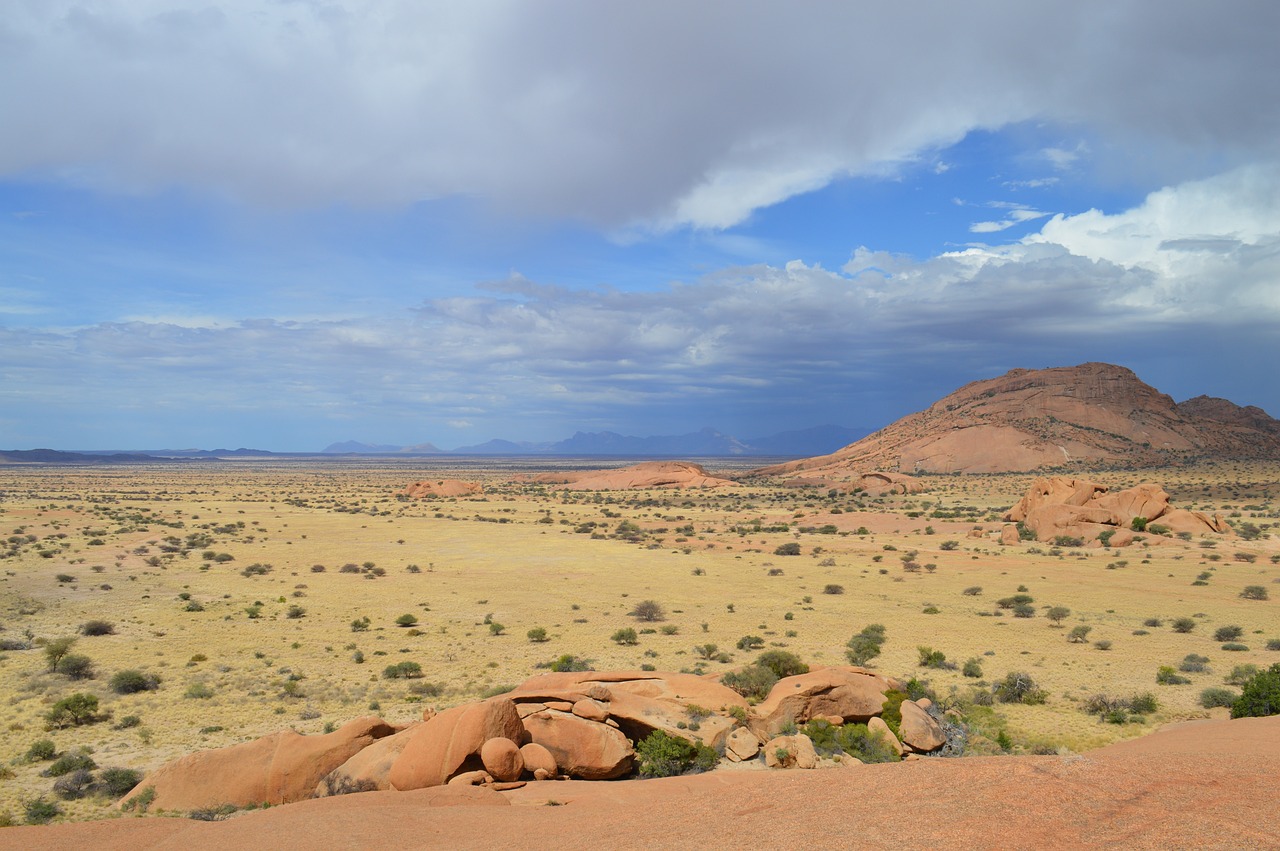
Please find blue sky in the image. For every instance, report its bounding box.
[2,2,1279,451]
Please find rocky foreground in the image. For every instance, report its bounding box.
[9,715,1279,850]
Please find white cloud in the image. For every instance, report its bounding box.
[970,207,1051,233]
[2,2,1278,229]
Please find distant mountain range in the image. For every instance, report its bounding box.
[322,425,870,457]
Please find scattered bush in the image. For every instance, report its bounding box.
[755,649,808,678]
[526,627,549,643]
[1241,585,1270,601]
[53,769,95,800]
[845,624,886,666]
[721,665,778,701]
[962,586,983,596]
[916,646,950,669]
[487,621,506,636]
[185,682,215,699]
[110,669,161,694]
[25,739,57,762]
[58,653,95,680]
[1221,642,1249,652]
[735,635,765,651]
[1067,625,1092,643]
[80,620,115,636]
[546,654,592,673]
[822,584,844,595]
[962,657,983,678]
[383,661,424,679]
[394,614,419,628]
[1200,687,1239,709]
[1214,625,1244,642]
[611,628,639,646]
[1171,617,1197,633]
[635,730,718,777]
[45,693,103,728]
[44,752,96,777]
[773,542,801,556]
[285,605,305,619]
[24,797,60,825]
[993,672,1047,704]
[1156,666,1191,685]
[1180,653,1210,673]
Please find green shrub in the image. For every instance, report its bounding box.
[185,682,215,699]
[1231,663,1280,718]
[395,613,418,627]
[629,600,666,622]
[383,661,423,679]
[1171,617,1196,633]
[1067,625,1092,643]
[1130,516,1148,532]
[110,669,161,694]
[611,627,639,645]
[822,584,844,595]
[735,635,764,651]
[916,646,949,669]
[547,654,592,672]
[754,649,808,678]
[97,767,142,798]
[773,542,801,556]
[1128,692,1159,714]
[962,586,983,596]
[993,672,1047,704]
[24,797,60,825]
[1156,666,1191,685]
[1179,654,1210,673]
[836,722,900,763]
[1241,585,1269,601]
[58,653,95,680]
[526,627,548,643]
[962,657,983,678]
[80,620,115,636]
[720,665,778,701]
[1200,687,1238,709]
[845,624,886,666]
[880,690,907,733]
[635,730,718,777]
[25,739,57,762]
[1222,642,1249,652]
[42,637,77,673]
[1214,625,1244,642]
[53,769,95,800]
[44,752,96,777]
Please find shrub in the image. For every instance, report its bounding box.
[1012,603,1036,618]
[1171,617,1197,633]
[285,605,306,619]
[395,614,419,628]
[1131,517,1148,532]
[487,621,505,636]
[53,769,95,800]
[1067,625,1092,643]
[1095,640,1113,651]
[1214,625,1244,642]
[611,628,639,646]
[526,627,548,643]
[42,637,77,673]
[962,586,983,596]
[45,693,102,727]
[755,649,808,678]
[26,739,57,762]
[1241,585,1270,601]
[822,584,844,595]
[962,657,983,678]
[773,542,801,556]
[97,767,142,798]
[45,752,96,777]
[721,665,778,701]
[1179,654,1210,673]
[1156,666,1191,685]
[24,797,60,825]
[735,635,764,651]
[80,620,115,636]
[1222,642,1249,652]
[635,730,718,778]
[547,654,592,672]
[940,540,959,551]
[383,661,423,679]
[916,646,949,669]
[628,600,666,622]
[110,669,160,694]
[845,624,886,666]
[185,682,215,699]
[1046,606,1071,625]
[1143,617,1163,627]
[1229,662,1280,718]
[350,616,371,632]
[1200,687,1239,709]
[1268,639,1280,651]
[993,672,1047,704]
[59,653,95,680]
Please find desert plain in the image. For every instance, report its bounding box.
[0,456,1277,831]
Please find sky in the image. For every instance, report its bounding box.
[2,1,1279,451]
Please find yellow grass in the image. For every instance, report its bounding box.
[0,460,1276,822]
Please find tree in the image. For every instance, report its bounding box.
[395,613,419,628]
[1067,625,1092,643]
[993,671,1047,704]
[1046,606,1071,626]
[45,693,102,727]
[43,637,77,673]
[628,600,666,622]
[755,650,808,678]
[846,624,886,666]
[1241,585,1270,601]
[526,627,549,643]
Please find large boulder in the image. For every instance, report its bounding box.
[763,735,818,769]
[315,723,419,796]
[521,709,634,780]
[123,716,397,811]
[867,717,904,758]
[899,700,947,753]
[479,737,524,782]
[725,727,761,762]
[749,667,899,740]
[519,742,558,778]
[389,698,526,791]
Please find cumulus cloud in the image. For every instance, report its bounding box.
[5,162,1277,448]
[2,2,1278,229]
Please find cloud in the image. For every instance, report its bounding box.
[4,162,1277,448]
[2,2,1278,229]
[969,206,1051,233]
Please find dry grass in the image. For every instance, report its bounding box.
[0,459,1276,822]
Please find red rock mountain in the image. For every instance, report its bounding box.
[757,362,1280,475]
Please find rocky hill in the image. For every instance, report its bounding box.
[755,362,1280,476]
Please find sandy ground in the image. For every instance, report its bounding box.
[6,714,1278,851]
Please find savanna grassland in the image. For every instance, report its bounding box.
[1,458,1277,823]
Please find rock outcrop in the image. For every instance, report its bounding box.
[388,698,527,791]
[525,461,734,490]
[749,668,903,740]
[752,363,1280,475]
[400,479,483,498]
[1004,476,1231,545]
[124,716,398,811]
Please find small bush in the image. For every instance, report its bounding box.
[185,682,215,699]
[721,665,778,701]
[735,635,764,651]
[962,586,983,596]
[773,542,801,556]
[547,654,592,672]
[1067,625,1092,643]
[395,613,419,627]
[845,624,887,666]
[45,752,96,777]
[285,605,306,619]
[1171,617,1196,633]
[110,669,161,694]
[916,646,949,669]
[822,584,844,595]
[53,769,95,800]
[383,661,423,679]
[1156,666,1191,685]
[25,739,57,762]
[1179,653,1210,673]
[1214,625,1244,642]
[80,620,115,636]
[487,621,505,636]
[45,693,102,728]
[635,730,718,777]
[526,627,548,643]
[1241,585,1269,601]
[24,797,60,825]
[755,649,808,678]
[962,657,983,678]
[611,628,639,646]
[993,672,1047,704]
[1221,642,1249,652]
[98,767,143,798]
[1200,687,1239,709]
[628,600,666,622]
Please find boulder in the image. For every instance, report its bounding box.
[725,727,760,762]
[763,735,818,769]
[1158,509,1231,535]
[519,742,558,778]
[899,700,947,752]
[1000,524,1021,546]
[479,737,524,782]
[124,716,397,811]
[401,479,483,498]
[867,717,904,758]
[749,667,897,740]
[571,698,609,722]
[447,770,492,787]
[389,698,526,791]
[521,709,634,780]
[315,722,419,796]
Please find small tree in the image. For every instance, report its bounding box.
[611,627,639,646]
[846,624,886,666]
[993,671,1046,704]
[1241,585,1270,601]
[1046,606,1071,626]
[43,637,77,673]
[58,654,94,680]
[45,693,102,728]
[628,600,666,622]
[1067,625,1092,643]
[395,614,419,628]
[526,627,548,643]
[488,621,506,636]
[774,542,801,556]
[1171,617,1196,633]
[1231,663,1280,718]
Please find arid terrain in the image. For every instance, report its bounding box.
[1,454,1277,839]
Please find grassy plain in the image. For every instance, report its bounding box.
[0,458,1277,822]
